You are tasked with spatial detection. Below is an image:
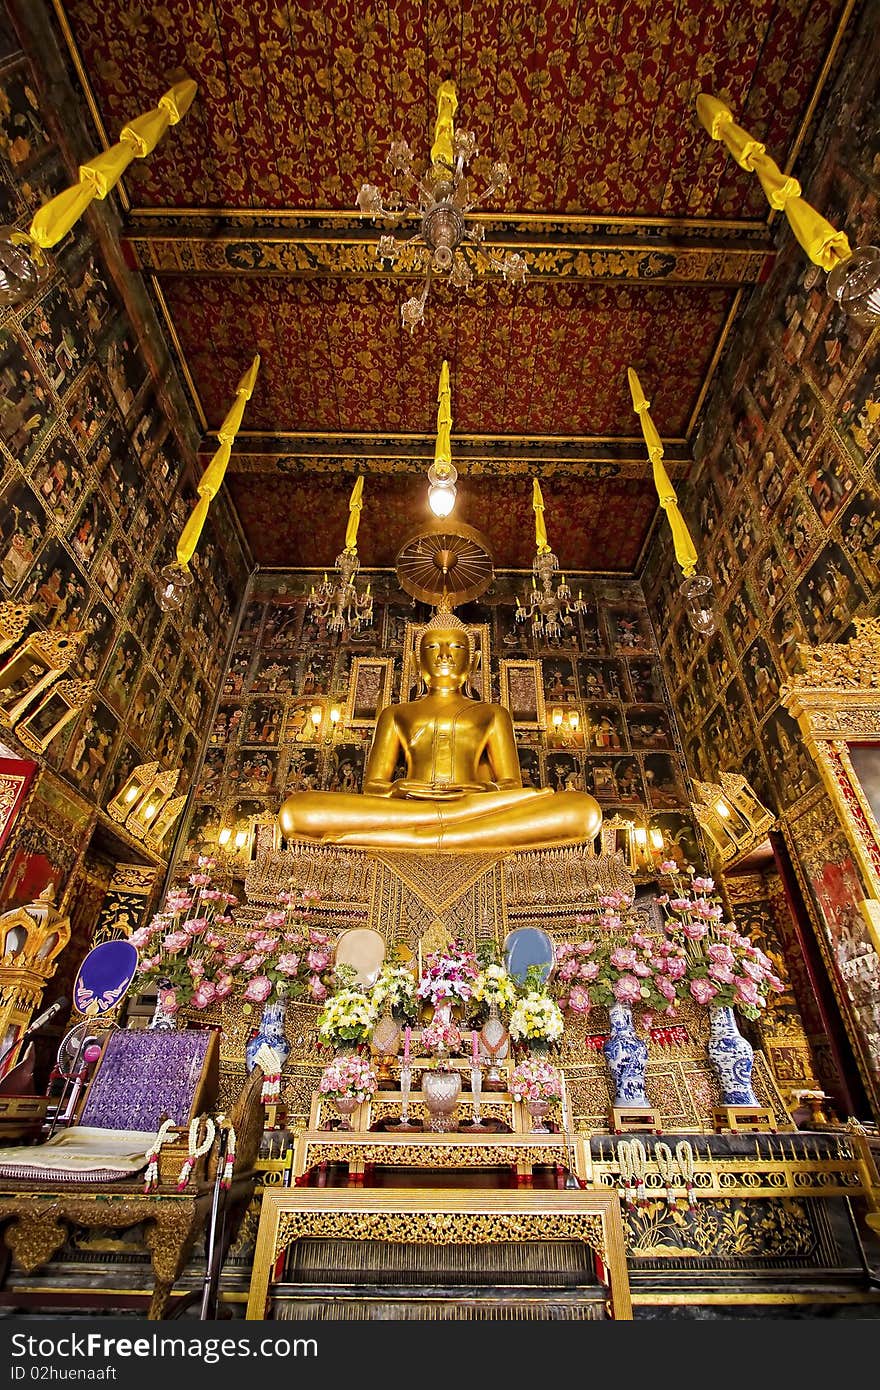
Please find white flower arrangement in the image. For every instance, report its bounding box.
[508,990,564,1044]
[371,961,417,1018]
[316,988,378,1047]
[472,963,518,1013]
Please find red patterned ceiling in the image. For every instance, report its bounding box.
[51,0,853,572]
[225,470,659,572]
[163,276,731,437]
[60,0,846,219]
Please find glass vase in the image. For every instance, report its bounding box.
[525,1098,551,1133]
[333,1094,358,1131]
[479,1002,510,1084]
[602,1002,650,1108]
[422,1067,462,1132]
[707,1005,758,1106]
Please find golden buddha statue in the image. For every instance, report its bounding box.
[279,608,602,853]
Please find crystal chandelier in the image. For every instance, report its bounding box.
[307,476,374,635]
[515,480,586,640]
[356,80,527,332]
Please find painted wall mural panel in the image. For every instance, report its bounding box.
[643,10,880,1110]
[0,33,247,917]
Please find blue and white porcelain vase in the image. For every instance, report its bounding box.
[602,1003,650,1108]
[246,997,290,1073]
[707,1006,758,1106]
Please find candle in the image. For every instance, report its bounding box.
[403,1026,411,1064]
[559,1071,569,1132]
[471,1028,479,1064]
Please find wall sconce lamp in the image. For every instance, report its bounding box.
[0,78,197,308]
[233,827,249,851]
[310,705,324,732]
[107,762,160,823]
[697,94,879,325]
[217,826,232,848]
[329,704,342,731]
[549,705,581,746]
[691,771,776,866]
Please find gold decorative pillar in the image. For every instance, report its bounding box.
[0,885,70,1074]
[781,618,880,1117]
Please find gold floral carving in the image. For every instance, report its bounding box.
[297,1140,566,1171]
[275,1208,606,1258]
[782,619,880,702]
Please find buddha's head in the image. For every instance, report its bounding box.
[418,610,473,692]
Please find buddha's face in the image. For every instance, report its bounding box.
[419,629,471,690]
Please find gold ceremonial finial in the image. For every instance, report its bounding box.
[431,80,458,173]
[532,478,551,554]
[696,93,851,273]
[627,366,697,578]
[30,77,198,250]
[344,475,364,553]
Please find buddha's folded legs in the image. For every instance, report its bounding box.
[280,786,560,846]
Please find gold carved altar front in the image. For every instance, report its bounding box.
[214,841,791,1133]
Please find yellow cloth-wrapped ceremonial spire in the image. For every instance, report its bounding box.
[695,93,851,273]
[532,478,551,555]
[627,367,698,577]
[176,355,259,566]
[344,475,365,552]
[435,359,453,469]
[30,77,197,250]
[431,81,458,173]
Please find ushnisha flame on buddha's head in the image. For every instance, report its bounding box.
[278,600,601,853]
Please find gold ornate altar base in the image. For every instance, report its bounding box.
[245,840,636,953]
[222,843,794,1131]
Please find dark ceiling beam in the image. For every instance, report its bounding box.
[123,218,773,289]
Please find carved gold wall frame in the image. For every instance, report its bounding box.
[16,678,94,755]
[499,658,546,730]
[0,603,33,658]
[344,656,393,728]
[0,630,83,728]
[247,1187,632,1320]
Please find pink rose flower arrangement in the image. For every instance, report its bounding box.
[319,1054,377,1103]
[657,867,785,1020]
[132,858,238,1012]
[509,1058,562,1103]
[223,890,333,1006]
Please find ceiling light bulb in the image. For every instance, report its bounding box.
[428,482,456,517]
